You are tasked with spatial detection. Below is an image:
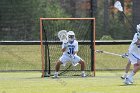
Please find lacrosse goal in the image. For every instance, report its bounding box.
[40,18,96,77]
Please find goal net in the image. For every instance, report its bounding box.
[40,18,96,77]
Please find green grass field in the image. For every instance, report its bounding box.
[0,45,129,71]
[0,71,140,93]
[1,44,139,93]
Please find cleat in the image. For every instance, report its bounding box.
[124,81,133,85]
[124,78,133,85]
[121,75,127,79]
[121,76,125,79]
[81,73,86,77]
[52,74,59,78]
[127,77,133,83]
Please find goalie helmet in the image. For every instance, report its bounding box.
[67,31,75,42]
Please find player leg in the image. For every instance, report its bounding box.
[133,60,140,73]
[53,61,63,78]
[124,54,140,84]
[72,55,86,77]
[54,55,69,78]
[127,60,140,81]
[78,60,86,77]
[121,60,131,79]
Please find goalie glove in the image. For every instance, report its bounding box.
[69,54,75,59]
[122,53,128,58]
[63,41,68,48]
[69,54,78,66]
[137,32,140,40]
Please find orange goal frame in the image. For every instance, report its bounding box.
[40,18,96,77]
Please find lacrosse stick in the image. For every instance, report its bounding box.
[95,50,128,58]
[58,30,68,43]
[114,1,136,33]
[57,30,73,75]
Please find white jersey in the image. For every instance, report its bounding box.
[128,33,140,56]
[128,33,140,64]
[62,40,78,55]
[59,40,82,66]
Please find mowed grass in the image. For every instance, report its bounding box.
[96,45,129,69]
[0,45,42,70]
[0,71,140,93]
[0,44,140,93]
[0,44,130,71]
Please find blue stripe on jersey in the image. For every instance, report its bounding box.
[138,45,140,48]
[131,53,140,60]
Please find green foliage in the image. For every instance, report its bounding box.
[39,0,71,18]
[109,14,133,40]
[0,0,135,40]
[96,13,133,40]
[0,0,71,40]
[34,0,72,40]
[100,35,113,40]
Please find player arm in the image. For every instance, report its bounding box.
[61,42,68,52]
[132,33,140,45]
[62,48,66,52]
[74,51,78,55]
[74,41,78,55]
[134,40,140,45]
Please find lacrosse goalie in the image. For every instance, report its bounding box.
[123,24,140,85]
[53,30,86,78]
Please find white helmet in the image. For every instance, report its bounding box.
[67,31,75,42]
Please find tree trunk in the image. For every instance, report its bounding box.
[104,0,109,34]
[133,0,140,28]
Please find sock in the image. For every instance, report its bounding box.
[128,71,135,78]
[54,72,58,75]
[124,72,128,76]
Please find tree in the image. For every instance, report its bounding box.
[133,0,140,30]
[104,0,109,34]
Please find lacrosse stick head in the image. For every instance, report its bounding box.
[58,30,68,43]
[95,50,103,53]
[122,53,128,58]
[114,1,123,12]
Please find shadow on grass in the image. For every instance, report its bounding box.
[119,84,137,86]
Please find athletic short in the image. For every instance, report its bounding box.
[128,53,140,65]
[59,54,82,66]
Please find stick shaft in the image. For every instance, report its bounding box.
[102,51,122,57]
[96,50,122,57]
[122,12,136,32]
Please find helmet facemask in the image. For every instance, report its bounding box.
[68,35,75,41]
[67,31,75,43]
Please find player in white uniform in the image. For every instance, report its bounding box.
[121,60,131,79]
[53,31,86,78]
[124,24,140,84]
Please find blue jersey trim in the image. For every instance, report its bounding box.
[131,53,140,60]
